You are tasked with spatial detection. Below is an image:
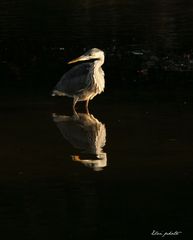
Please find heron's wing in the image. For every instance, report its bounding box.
[53,62,93,95]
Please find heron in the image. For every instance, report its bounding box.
[52,48,105,112]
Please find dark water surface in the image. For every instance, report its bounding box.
[1,0,193,95]
[1,0,193,51]
[1,0,193,239]
[1,0,193,96]
[0,96,193,239]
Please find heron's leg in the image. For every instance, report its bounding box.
[85,99,90,114]
[72,109,79,120]
[73,97,78,113]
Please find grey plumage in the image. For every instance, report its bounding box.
[54,62,94,96]
[52,48,105,112]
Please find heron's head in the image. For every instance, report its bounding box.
[68,48,105,64]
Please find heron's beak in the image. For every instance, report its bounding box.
[68,55,90,64]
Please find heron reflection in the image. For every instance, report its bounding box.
[52,112,107,171]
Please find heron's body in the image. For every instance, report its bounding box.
[52,48,105,111]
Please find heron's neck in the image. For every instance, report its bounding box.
[94,57,104,68]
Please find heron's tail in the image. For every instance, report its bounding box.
[52,113,71,122]
[51,89,66,96]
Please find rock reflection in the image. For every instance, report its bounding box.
[52,112,107,171]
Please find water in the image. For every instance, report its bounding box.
[0,97,193,239]
[1,0,193,239]
[1,0,193,51]
[1,0,193,95]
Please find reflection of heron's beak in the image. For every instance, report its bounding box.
[72,155,81,161]
[71,153,107,171]
[68,55,90,64]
